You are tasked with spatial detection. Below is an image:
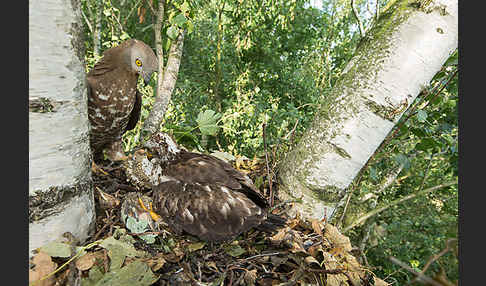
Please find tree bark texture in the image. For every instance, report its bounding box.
[29,0,95,257]
[142,30,185,135]
[277,0,458,220]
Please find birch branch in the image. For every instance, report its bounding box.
[351,0,365,37]
[343,180,457,233]
[142,29,185,135]
[389,256,443,286]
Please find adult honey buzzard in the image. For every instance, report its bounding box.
[87,39,157,161]
[124,132,286,242]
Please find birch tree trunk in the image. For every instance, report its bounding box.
[29,0,95,257]
[277,0,458,220]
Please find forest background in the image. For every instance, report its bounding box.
[80,0,458,284]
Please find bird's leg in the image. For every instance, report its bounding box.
[91,161,109,176]
[138,197,161,221]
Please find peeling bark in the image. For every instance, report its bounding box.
[277,0,458,220]
[142,30,185,135]
[29,0,95,257]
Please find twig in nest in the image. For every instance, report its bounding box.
[239,252,283,262]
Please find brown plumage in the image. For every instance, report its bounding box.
[87,39,157,161]
[133,133,285,242]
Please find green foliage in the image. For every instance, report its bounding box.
[196,109,222,136]
[81,0,458,284]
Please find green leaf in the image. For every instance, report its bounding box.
[187,242,206,252]
[416,110,428,122]
[99,236,146,270]
[139,234,157,244]
[167,25,179,40]
[126,216,149,234]
[369,167,378,181]
[186,20,194,34]
[180,1,190,13]
[92,261,159,286]
[81,265,105,286]
[394,153,411,170]
[210,151,236,162]
[415,138,436,151]
[120,32,130,40]
[196,110,222,136]
[40,241,72,258]
[411,128,426,138]
[173,14,187,27]
[225,245,246,257]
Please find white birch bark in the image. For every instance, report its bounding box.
[29,0,95,257]
[278,0,458,220]
[142,31,185,135]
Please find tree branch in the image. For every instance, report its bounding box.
[389,256,443,286]
[351,0,365,38]
[144,0,156,16]
[142,29,185,135]
[375,0,380,21]
[343,180,457,232]
[93,0,103,57]
[81,10,93,33]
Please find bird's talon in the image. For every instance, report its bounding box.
[138,197,161,221]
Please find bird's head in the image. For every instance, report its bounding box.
[143,132,182,162]
[123,39,158,85]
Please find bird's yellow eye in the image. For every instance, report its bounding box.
[135,59,142,67]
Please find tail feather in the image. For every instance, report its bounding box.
[256,214,286,233]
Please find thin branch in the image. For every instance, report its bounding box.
[123,0,144,26]
[93,0,103,57]
[351,0,365,37]
[263,123,274,207]
[420,238,457,275]
[389,256,443,286]
[238,252,283,261]
[81,10,93,33]
[144,0,156,16]
[375,0,380,21]
[343,180,457,232]
[142,29,185,135]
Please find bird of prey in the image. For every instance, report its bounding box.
[124,132,286,242]
[86,39,158,162]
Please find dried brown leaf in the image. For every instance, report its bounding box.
[269,227,288,245]
[96,187,120,210]
[311,219,323,237]
[244,269,258,285]
[290,241,306,254]
[206,261,219,272]
[323,224,352,252]
[146,253,166,272]
[328,247,345,259]
[304,255,320,267]
[308,244,323,258]
[164,247,185,263]
[75,252,103,271]
[138,7,146,24]
[373,276,390,286]
[29,251,57,286]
